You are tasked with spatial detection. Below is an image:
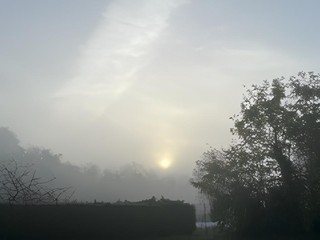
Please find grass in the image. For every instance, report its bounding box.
[145,228,320,240]
[144,229,216,240]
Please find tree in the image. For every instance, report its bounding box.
[0,127,74,205]
[0,160,73,205]
[192,72,320,237]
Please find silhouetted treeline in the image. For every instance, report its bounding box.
[0,198,195,239]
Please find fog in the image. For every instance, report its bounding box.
[1,0,320,204]
[0,127,197,203]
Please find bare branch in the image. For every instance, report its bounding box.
[0,159,73,205]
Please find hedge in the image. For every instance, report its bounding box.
[0,200,195,239]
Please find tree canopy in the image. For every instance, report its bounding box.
[191,72,320,237]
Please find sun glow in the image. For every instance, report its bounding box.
[158,158,172,169]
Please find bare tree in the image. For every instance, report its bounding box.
[0,160,73,205]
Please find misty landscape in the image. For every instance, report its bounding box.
[0,127,197,204]
[1,0,320,239]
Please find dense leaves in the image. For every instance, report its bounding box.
[192,72,320,237]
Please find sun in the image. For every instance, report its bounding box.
[158,158,172,169]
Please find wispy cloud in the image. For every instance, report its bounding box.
[55,0,189,118]
[50,0,299,171]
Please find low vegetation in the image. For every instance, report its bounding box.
[0,197,195,239]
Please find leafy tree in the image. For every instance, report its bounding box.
[192,72,320,237]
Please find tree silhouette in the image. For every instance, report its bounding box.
[192,72,320,237]
[0,159,73,204]
[0,127,73,204]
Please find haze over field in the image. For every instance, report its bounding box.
[1,0,320,203]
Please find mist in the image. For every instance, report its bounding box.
[0,127,197,203]
[1,0,320,207]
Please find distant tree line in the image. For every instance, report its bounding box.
[0,127,196,239]
[0,128,73,204]
[192,72,320,238]
[0,127,194,203]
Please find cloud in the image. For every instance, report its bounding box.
[55,0,190,118]
[48,0,301,172]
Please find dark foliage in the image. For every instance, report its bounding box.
[191,72,320,238]
[0,198,195,239]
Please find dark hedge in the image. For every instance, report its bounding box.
[0,201,195,239]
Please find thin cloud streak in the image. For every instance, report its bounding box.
[55,0,190,118]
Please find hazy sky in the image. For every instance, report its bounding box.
[1,0,320,174]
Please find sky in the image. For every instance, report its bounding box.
[1,0,320,176]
